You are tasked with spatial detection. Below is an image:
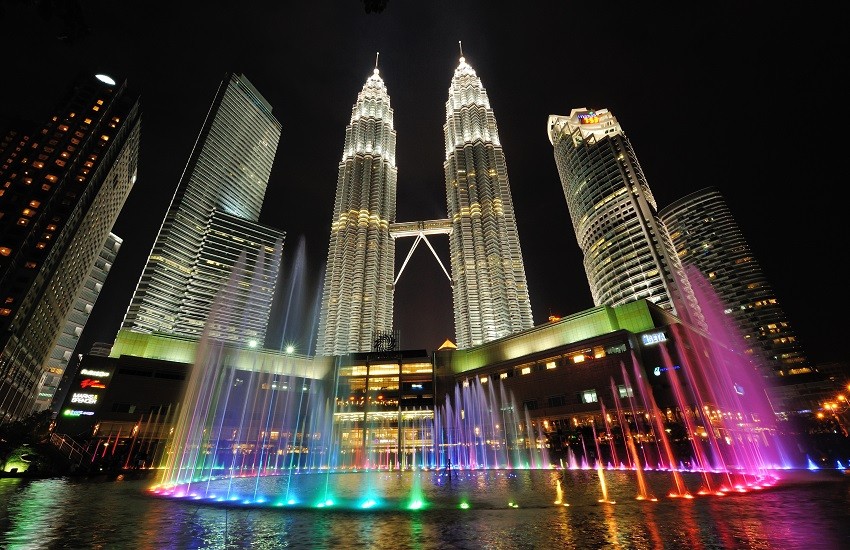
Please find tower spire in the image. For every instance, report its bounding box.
[458,40,463,58]
[375,51,379,70]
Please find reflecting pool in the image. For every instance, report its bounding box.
[2,469,850,549]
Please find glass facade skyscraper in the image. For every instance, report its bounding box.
[122,73,284,346]
[547,108,702,327]
[444,56,533,349]
[317,68,397,356]
[0,73,140,421]
[659,186,810,378]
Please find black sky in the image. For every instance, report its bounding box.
[0,2,845,364]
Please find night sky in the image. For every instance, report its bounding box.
[0,2,845,364]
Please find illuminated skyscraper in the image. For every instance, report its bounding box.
[317,68,397,356]
[444,56,533,348]
[122,73,284,346]
[34,232,122,412]
[0,73,140,420]
[659,186,810,377]
[547,108,702,326]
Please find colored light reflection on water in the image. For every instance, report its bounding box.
[4,470,850,549]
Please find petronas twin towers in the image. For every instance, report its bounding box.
[316,56,533,355]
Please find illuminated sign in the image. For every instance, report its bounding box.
[578,111,600,124]
[70,392,98,405]
[653,365,681,376]
[80,369,110,377]
[63,409,94,417]
[80,378,106,389]
[641,332,667,346]
[411,384,423,390]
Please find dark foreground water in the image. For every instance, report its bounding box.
[1,468,849,549]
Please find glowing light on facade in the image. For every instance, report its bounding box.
[317,68,397,355]
[444,56,533,348]
[547,108,703,328]
[122,73,284,346]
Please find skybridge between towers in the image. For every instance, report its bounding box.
[389,219,453,286]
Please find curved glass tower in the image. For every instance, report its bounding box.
[444,56,533,349]
[547,108,702,327]
[659,187,810,377]
[317,68,397,356]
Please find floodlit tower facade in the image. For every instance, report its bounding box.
[0,73,140,420]
[316,68,397,356]
[444,56,533,349]
[659,186,810,378]
[122,73,284,346]
[547,108,702,326]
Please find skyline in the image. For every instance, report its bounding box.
[0,2,844,364]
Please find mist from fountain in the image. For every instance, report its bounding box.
[147,250,798,510]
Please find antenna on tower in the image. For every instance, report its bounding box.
[375,51,380,70]
[458,40,463,57]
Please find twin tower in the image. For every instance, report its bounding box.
[317,57,534,355]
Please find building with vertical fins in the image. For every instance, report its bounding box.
[0,73,140,421]
[658,186,810,378]
[121,73,284,347]
[444,56,534,349]
[317,67,397,356]
[547,108,703,328]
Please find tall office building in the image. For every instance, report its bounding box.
[33,232,122,412]
[122,73,284,346]
[547,108,702,327]
[443,56,533,349]
[659,186,810,378]
[0,73,140,421]
[317,68,397,356]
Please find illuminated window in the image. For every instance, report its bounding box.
[46,224,56,231]
[4,297,12,304]
[36,242,46,249]
[84,118,92,124]
[96,99,104,105]
[546,361,556,369]
[45,174,57,183]
[58,125,69,132]
[24,262,36,269]
[41,184,51,191]
[572,355,586,364]
[100,135,109,141]
[32,161,44,169]
[29,200,41,208]
[581,390,598,404]
[480,377,488,384]
[0,308,11,316]
[0,247,11,256]
[21,208,34,217]
[17,218,28,226]
[617,385,634,398]
[91,105,100,111]
[499,372,508,379]
[521,367,531,375]
[55,159,66,167]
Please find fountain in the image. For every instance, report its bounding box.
[146,260,795,511]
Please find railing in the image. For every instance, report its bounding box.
[49,433,91,466]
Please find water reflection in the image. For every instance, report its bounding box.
[1,470,849,549]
